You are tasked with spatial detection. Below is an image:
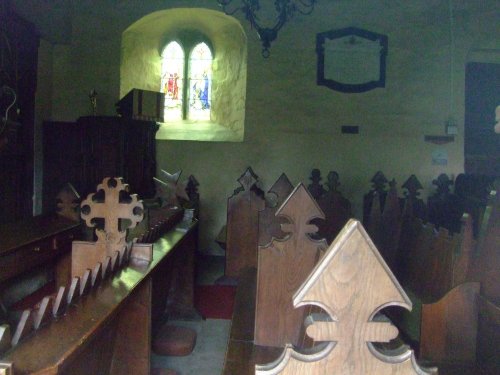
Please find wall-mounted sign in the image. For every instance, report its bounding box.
[316,27,388,93]
[432,149,448,166]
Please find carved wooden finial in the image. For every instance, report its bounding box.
[308,169,326,200]
[236,167,259,193]
[325,171,340,192]
[74,177,145,279]
[55,182,80,221]
[269,173,295,204]
[277,183,324,237]
[258,173,294,247]
[432,173,453,195]
[154,169,189,207]
[371,171,389,193]
[256,220,436,375]
[81,177,143,252]
[402,175,423,199]
[255,183,326,348]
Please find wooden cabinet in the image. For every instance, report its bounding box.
[42,116,159,212]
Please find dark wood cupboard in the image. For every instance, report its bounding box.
[42,116,159,213]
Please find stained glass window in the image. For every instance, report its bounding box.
[188,43,212,121]
[161,41,184,121]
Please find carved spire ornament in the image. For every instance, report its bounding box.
[256,220,436,375]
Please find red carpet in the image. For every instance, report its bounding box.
[194,285,237,320]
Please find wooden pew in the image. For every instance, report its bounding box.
[467,188,500,374]
[225,167,265,278]
[366,178,402,271]
[307,169,326,201]
[468,189,500,305]
[225,220,435,374]
[363,171,389,227]
[0,220,197,374]
[255,183,326,348]
[258,173,294,247]
[313,171,351,245]
[0,177,197,374]
[454,173,494,237]
[401,175,427,222]
[427,173,464,234]
[392,208,480,365]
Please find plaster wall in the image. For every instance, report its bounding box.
[33,0,499,253]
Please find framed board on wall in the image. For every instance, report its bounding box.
[316,27,388,93]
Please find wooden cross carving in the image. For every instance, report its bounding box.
[81,177,143,247]
[256,220,436,375]
[72,177,149,279]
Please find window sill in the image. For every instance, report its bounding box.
[156,120,243,142]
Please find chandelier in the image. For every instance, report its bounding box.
[217,0,318,58]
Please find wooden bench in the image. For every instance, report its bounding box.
[223,267,283,375]
[0,217,198,374]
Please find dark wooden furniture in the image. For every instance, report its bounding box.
[223,267,283,375]
[255,220,433,374]
[0,2,39,224]
[314,171,351,244]
[255,184,325,348]
[42,116,159,213]
[363,171,389,227]
[307,169,325,201]
[0,215,80,286]
[365,179,402,271]
[258,173,293,247]
[225,167,265,278]
[0,219,198,374]
[427,173,464,234]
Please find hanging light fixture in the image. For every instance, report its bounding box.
[217,0,318,58]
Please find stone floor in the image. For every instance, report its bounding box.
[152,254,229,375]
[152,319,231,375]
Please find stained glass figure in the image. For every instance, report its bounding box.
[188,43,212,121]
[161,41,184,121]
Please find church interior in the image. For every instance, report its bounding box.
[0,0,499,374]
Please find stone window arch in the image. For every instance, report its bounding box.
[121,9,246,142]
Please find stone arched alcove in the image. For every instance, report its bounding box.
[121,8,246,142]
